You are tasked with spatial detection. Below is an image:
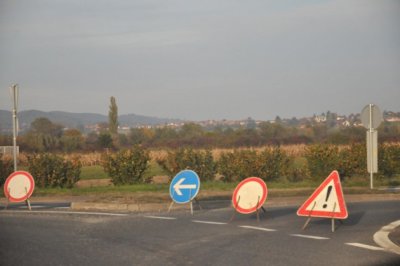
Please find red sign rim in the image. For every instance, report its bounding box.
[4,171,35,202]
[297,170,348,219]
[232,177,268,214]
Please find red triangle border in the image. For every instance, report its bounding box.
[297,170,348,219]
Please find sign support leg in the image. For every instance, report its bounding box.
[302,201,316,230]
[331,202,337,232]
[230,196,241,223]
[256,196,261,223]
[168,201,174,213]
[26,199,32,211]
[168,190,175,213]
[23,187,31,211]
[189,188,194,215]
[5,188,11,210]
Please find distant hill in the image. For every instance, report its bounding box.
[0,110,182,132]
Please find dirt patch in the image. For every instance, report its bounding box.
[75,179,113,188]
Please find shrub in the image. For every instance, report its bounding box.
[157,148,216,181]
[217,149,258,182]
[283,156,310,182]
[27,153,81,188]
[304,144,340,181]
[304,143,377,181]
[0,155,14,187]
[337,143,367,179]
[379,144,400,178]
[102,146,150,185]
[217,147,292,182]
[258,148,291,181]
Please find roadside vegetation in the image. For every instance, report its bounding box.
[1,143,400,192]
[0,100,400,195]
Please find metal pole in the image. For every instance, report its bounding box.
[11,84,18,172]
[369,104,373,189]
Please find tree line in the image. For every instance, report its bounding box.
[0,96,399,152]
[0,117,399,152]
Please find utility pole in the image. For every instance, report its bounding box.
[10,84,19,171]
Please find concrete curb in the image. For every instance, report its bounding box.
[70,202,190,213]
[374,220,400,255]
[70,193,400,212]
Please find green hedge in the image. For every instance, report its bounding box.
[0,155,14,187]
[217,148,296,182]
[102,146,150,185]
[379,144,400,178]
[157,148,216,181]
[27,153,81,188]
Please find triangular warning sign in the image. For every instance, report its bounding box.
[297,170,348,219]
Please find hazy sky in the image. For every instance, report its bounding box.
[0,0,399,121]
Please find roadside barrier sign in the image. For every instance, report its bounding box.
[168,170,201,215]
[297,170,348,232]
[232,177,268,215]
[169,170,200,204]
[4,171,35,210]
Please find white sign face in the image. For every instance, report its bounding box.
[304,180,341,213]
[4,171,35,202]
[232,177,268,214]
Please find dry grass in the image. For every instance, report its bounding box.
[11,142,400,166]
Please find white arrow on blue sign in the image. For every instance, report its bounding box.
[169,170,200,204]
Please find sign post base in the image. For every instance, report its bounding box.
[168,198,201,215]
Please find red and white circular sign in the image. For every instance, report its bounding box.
[232,177,268,214]
[4,171,35,202]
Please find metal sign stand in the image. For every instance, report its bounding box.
[168,188,201,215]
[229,196,241,222]
[255,195,267,223]
[24,187,32,211]
[4,188,32,211]
[302,201,342,232]
[230,196,266,223]
[302,201,316,230]
[331,202,337,232]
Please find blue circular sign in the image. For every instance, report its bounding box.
[169,170,201,204]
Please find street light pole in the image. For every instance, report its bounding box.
[11,84,19,172]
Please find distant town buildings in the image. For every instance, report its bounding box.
[1,111,399,135]
[79,111,400,135]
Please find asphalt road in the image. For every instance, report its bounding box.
[1,200,399,266]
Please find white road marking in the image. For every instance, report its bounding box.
[192,220,227,225]
[346,243,385,251]
[239,225,277,232]
[290,234,330,240]
[373,220,400,255]
[3,210,129,217]
[144,216,177,220]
